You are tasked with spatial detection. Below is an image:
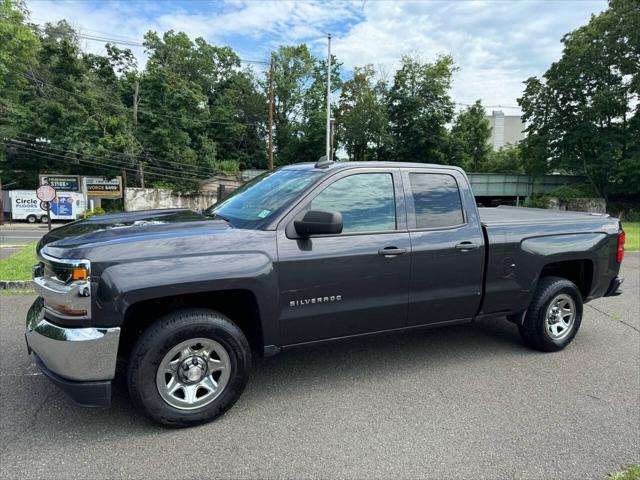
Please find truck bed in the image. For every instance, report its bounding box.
[478,205,609,227]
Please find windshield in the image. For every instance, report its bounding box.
[205,168,322,228]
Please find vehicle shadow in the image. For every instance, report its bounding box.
[3,316,532,450]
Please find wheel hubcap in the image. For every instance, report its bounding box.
[156,338,231,410]
[545,294,576,340]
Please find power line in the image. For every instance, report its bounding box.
[29,18,270,65]
[9,133,219,177]
[8,133,218,178]
[5,139,213,181]
[4,142,211,183]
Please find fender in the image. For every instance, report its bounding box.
[517,232,608,302]
[92,252,280,346]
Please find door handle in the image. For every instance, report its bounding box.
[378,247,407,257]
[455,242,481,251]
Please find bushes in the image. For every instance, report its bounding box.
[81,207,106,219]
[524,195,551,209]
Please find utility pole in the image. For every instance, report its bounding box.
[326,33,331,161]
[133,79,145,188]
[0,178,3,226]
[122,169,127,212]
[329,117,335,161]
[268,57,274,171]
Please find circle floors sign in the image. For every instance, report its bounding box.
[36,184,56,203]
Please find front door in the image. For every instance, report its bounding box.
[276,169,411,345]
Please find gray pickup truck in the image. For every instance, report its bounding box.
[26,160,626,426]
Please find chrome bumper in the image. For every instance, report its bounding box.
[25,297,120,382]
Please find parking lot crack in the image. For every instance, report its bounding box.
[1,389,59,450]
[586,304,639,334]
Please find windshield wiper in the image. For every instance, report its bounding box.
[205,211,232,224]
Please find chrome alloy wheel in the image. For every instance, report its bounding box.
[544,294,576,340]
[156,338,231,410]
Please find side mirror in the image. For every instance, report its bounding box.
[294,210,343,237]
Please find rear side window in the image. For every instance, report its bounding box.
[310,173,396,233]
[409,173,464,228]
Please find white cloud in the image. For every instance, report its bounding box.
[25,0,607,110]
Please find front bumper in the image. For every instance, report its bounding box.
[25,297,120,407]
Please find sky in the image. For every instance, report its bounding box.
[25,0,607,113]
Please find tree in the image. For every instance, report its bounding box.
[518,0,640,202]
[484,145,525,174]
[138,31,268,189]
[449,100,491,171]
[269,44,341,166]
[387,55,457,163]
[336,65,390,161]
[0,0,39,142]
[2,20,136,188]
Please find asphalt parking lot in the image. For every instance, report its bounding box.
[1,255,638,480]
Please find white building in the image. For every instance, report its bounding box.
[485,110,525,150]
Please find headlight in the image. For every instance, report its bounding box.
[34,249,92,319]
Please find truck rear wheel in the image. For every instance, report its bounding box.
[127,308,251,427]
[519,276,583,352]
[26,214,37,223]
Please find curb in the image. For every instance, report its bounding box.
[0,280,33,290]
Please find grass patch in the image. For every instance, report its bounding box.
[0,243,38,281]
[609,464,640,480]
[623,222,639,252]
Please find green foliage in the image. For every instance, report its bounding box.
[449,100,491,171]
[524,195,551,209]
[483,146,525,174]
[608,464,640,480]
[519,0,640,201]
[548,183,598,203]
[0,242,37,281]
[387,55,457,163]
[151,181,176,190]
[336,65,390,161]
[213,160,239,176]
[269,44,342,165]
[81,207,106,218]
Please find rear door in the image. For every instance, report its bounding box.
[276,168,411,345]
[402,168,485,326]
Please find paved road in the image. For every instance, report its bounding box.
[0,223,56,246]
[1,255,638,479]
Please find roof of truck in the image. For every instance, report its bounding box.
[282,161,464,173]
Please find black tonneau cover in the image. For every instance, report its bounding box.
[479,205,610,227]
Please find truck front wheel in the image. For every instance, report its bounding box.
[519,276,583,352]
[127,308,251,427]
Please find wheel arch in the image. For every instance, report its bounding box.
[538,259,594,299]
[118,289,264,361]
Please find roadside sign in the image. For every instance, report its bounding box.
[39,174,80,192]
[36,184,56,202]
[85,176,122,198]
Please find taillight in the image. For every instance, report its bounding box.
[617,231,625,263]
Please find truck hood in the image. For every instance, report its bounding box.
[39,209,229,250]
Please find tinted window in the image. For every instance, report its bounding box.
[410,173,464,228]
[311,173,396,233]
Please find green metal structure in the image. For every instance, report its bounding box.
[468,174,585,199]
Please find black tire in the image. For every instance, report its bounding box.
[127,308,251,427]
[519,276,583,352]
[40,215,50,224]
[26,215,37,223]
